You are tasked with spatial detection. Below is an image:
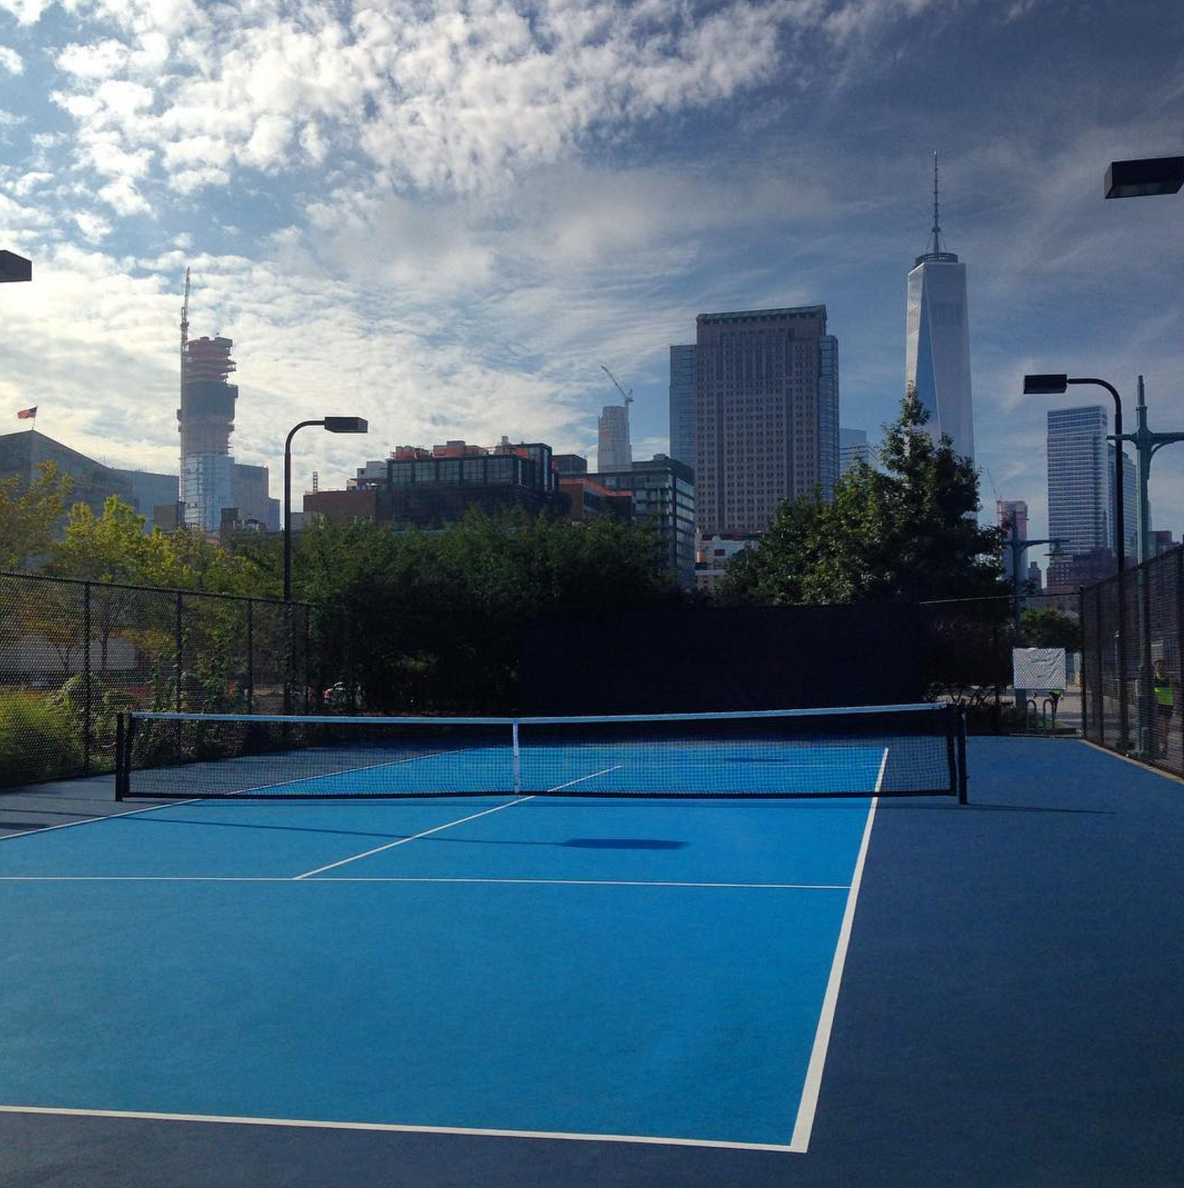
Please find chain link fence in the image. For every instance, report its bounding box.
[1081,546,1184,774]
[920,591,1084,734]
[0,571,312,787]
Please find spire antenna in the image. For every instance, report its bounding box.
[929,151,946,255]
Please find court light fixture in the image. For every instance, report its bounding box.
[0,250,32,283]
[1104,156,1184,199]
[1022,374,1068,396]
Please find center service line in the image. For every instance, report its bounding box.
[292,797,535,879]
[291,763,623,879]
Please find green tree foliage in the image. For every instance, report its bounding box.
[718,388,1007,606]
[1020,607,1082,650]
[0,461,74,570]
[295,508,677,713]
[45,495,271,594]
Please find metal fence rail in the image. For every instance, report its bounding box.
[1081,545,1184,774]
[0,571,311,787]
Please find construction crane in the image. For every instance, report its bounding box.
[180,266,190,376]
[600,363,633,408]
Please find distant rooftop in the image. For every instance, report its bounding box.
[698,305,826,325]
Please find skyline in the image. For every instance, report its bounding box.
[1,0,1182,546]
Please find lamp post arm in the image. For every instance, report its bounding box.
[284,420,327,602]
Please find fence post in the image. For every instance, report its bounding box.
[303,605,311,713]
[175,591,184,713]
[1077,586,1087,740]
[1176,549,1184,770]
[956,707,968,805]
[82,580,92,774]
[1116,568,1130,751]
[283,602,293,716]
[246,599,254,714]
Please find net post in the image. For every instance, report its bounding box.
[512,719,522,795]
[956,706,968,804]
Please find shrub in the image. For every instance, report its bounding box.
[0,689,83,787]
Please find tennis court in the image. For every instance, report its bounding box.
[1,722,1181,1187]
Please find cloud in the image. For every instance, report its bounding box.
[35,0,845,210]
[0,44,23,73]
[0,0,49,25]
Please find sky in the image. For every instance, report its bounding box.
[0,0,1182,548]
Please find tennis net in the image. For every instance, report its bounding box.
[116,704,967,802]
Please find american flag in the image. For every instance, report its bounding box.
[16,407,37,420]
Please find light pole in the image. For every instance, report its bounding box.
[284,416,368,602]
[1023,375,1126,574]
[1025,374,1129,749]
[1102,154,1182,757]
[1114,376,1184,756]
[1005,530,1065,641]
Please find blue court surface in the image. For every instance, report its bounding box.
[2,735,1182,1187]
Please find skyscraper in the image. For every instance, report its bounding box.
[693,305,839,536]
[179,333,237,532]
[669,344,696,470]
[904,155,974,460]
[597,405,632,471]
[840,427,871,475]
[1046,406,1136,586]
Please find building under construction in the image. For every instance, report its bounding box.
[177,271,278,532]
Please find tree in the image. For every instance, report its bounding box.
[718,388,1007,606]
[0,461,74,570]
[1021,607,1082,650]
[293,508,676,713]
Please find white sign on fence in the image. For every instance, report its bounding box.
[1012,647,1067,691]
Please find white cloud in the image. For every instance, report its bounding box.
[57,39,130,79]
[0,0,50,25]
[73,210,113,241]
[0,44,23,73]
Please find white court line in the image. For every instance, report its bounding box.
[291,763,624,880]
[787,746,887,1153]
[0,1105,795,1152]
[0,875,850,889]
[544,764,622,793]
[292,797,533,879]
[0,747,466,843]
[0,797,203,842]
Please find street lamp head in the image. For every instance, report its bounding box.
[1105,156,1184,199]
[1023,374,1069,395]
[323,416,368,434]
[0,250,32,283]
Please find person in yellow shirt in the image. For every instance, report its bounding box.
[1152,658,1175,758]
